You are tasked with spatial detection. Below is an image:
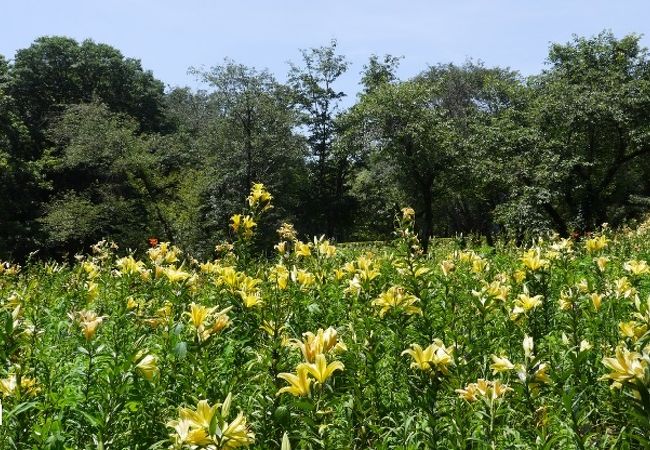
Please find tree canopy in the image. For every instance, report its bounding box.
[3,31,650,260]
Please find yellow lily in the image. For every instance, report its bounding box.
[217,266,240,290]
[402,340,454,374]
[186,303,232,342]
[590,292,604,312]
[601,346,647,386]
[485,279,510,302]
[513,269,526,283]
[456,379,511,402]
[247,182,272,210]
[290,327,341,362]
[161,266,192,283]
[510,286,543,320]
[595,256,609,272]
[167,395,254,448]
[115,255,146,276]
[490,379,512,400]
[238,289,264,308]
[619,320,647,341]
[230,214,242,233]
[585,235,608,253]
[558,289,574,311]
[294,241,312,257]
[299,353,344,384]
[268,264,289,290]
[440,259,456,277]
[277,365,312,397]
[402,343,434,371]
[624,259,650,276]
[276,222,297,241]
[134,352,159,381]
[490,355,515,374]
[182,399,219,429]
[531,363,551,387]
[455,382,480,402]
[523,335,535,360]
[613,277,636,299]
[314,236,336,258]
[0,373,40,397]
[77,310,106,341]
[220,411,256,448]
[242,215,257,234]
[291,268,315,290]
[372,286,422,318]
[520,248,549,271]
[187,303,217,329]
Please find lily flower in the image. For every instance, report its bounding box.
[277,365,312,397]
[601,346,647,386]
[490,355,515,374]
[299,353,344,384]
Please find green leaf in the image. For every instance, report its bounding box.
[293,399,315,413]
[173,342,187,359]
[5,401,37,421]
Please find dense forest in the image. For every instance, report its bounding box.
[2,30,650,261]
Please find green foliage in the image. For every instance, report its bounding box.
[3,31,650,260]
[39,191,105,246]
[350,62,519,248]
[493,31,650,236]
[10,36,166,136]
[2,36,168,260]
[40,103,167,255]
[1,205,650,448]
[0,59,41,260]
[288,39,353,239]
[163,61,308,256]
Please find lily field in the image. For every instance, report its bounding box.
[1,185,649,449]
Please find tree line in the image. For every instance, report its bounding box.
[2,30,650,260]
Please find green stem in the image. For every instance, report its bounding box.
[84,345,94,403]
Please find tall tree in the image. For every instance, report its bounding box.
[2,36,168,259]
[0,55,39,259]
[10,36,166,143]
[288,40,350,238]
[41,102,168,255]
[337,54,404,239]
[352,62,519,249]
[354,79,453,251]
[491,32,650,235]
[173,61,306,251]
[193,61,305,194]
[360,54,402,95]
[419,63,523,239]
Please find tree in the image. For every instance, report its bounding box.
[0,37,168,259]
[353,79,453,251]
[0,55,42,259]
[352,62,519,249]
[288,40,350,238]
[171,61,306,252]
[335,55,404,239]
[40,103,168,255]
[164,87,214,138]
[10,36,166,142]
[419,63,523,239]
[495,31,650,235]
[193,61,305,193]
[360,54,402,95]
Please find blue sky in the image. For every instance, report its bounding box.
[2,1,649,104]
